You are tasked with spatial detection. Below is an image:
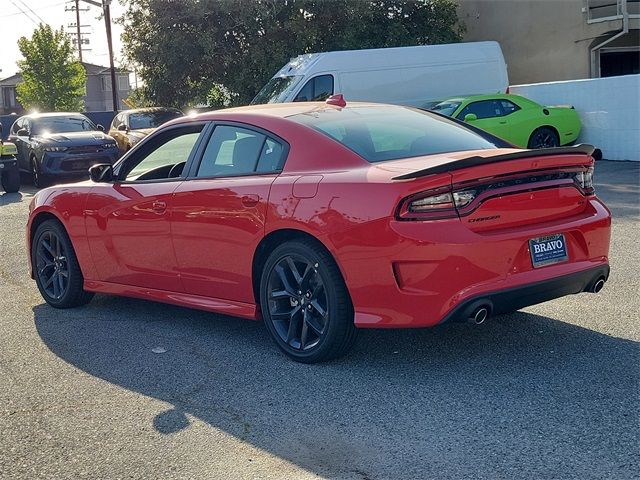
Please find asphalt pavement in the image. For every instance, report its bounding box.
[0,161,638,479]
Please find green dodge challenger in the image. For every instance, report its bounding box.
[431,94,581,149]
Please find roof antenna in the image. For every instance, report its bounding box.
[326,94,346,108]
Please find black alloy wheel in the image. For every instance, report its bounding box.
[267,254,328,351]
[30,156,47,188]
[528,127,560,149]
[260,239,357,363]
[35,229,69,300]
[32,220,94,308]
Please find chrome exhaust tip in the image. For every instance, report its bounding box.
[592,278,605,293]
[471,306,489,325]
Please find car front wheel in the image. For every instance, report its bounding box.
[32,219,94,308]
[31,156,48,188]
[260,239,357,363]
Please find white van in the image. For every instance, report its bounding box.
[251,41,508,107]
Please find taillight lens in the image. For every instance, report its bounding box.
[574,166,595,194]
[398,189,477,220]
[409,192,455,212]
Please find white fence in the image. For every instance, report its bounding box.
[511,74,640,161]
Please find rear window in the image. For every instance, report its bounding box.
[289,106,498,163]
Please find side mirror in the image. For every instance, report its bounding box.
[17,128,30,137]
[117,124,128,132]
[464,113,478,122]
[89,163,114,183]
[97,124,105,132]
[0,123,3,136]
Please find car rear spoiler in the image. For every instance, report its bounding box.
[392,144,601,181]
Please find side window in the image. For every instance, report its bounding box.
[256,138,285,173]
[293,75,334,102]
[121,125,203,181]
[111,114,120,130]
[197,125,266,177]
[457,100,502,120]
[500,100,521,116]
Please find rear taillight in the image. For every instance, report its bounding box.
[574,166,595,194]
[397,188,477,220]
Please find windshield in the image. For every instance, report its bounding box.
[129,110,183,130]
[251,76,303,105]
[289,106,497,163]
[32,116,97,135]
[431,101,462,117]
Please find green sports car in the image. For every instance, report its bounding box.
[431,94,581,149]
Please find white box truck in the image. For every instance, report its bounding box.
[251,41,508,108]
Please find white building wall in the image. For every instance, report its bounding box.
[511,75,640,161]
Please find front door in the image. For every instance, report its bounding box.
[85,123,206,291]
[171,123,286,303]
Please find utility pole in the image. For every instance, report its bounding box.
[66,0,91,61]
[103,0,118,111]
[79,0,118,111]
[74,0,82,62]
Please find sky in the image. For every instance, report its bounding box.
[0,0,126,79]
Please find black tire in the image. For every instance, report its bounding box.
[259,239,357,363]
[1,168,20,193]
[527,127,560,149]
[31,156,48,188]
[32,219,94,308]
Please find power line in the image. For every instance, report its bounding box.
[0,1,66,19]
[7,0,38,25]
[15,0,48,24]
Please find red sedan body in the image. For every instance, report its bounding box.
[27,101,611,360]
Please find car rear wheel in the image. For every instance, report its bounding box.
[1,168,20,193]
[528,127,559,149]
[260,239,357,363]
[32,219,94,308]
[31,156,48,188]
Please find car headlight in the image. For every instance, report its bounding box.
[43,146,68,152]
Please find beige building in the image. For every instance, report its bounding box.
[458,0,640,84]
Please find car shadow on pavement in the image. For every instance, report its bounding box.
[32,296,639,479]
[0,191,23,206]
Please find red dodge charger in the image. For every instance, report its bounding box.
[27,99,611,362]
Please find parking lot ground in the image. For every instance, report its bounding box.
[0,161,638,480]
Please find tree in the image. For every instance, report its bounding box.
[119,0,463,107]
[16,24,86,111]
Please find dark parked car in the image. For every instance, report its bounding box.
[108,107,183,154]
[8,113,119,187]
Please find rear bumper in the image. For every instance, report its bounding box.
[439,264,609,324]
[331,197,611,328]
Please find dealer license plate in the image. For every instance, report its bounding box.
[529,233,568,268]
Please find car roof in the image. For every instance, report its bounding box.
[124,107,182,115]
[443,93,528,103]
[23,112,89,120]
[189,101,405,122]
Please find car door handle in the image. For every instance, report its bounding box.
[241,194,259,207]
[152,200,167,213]
[499,121,507,124]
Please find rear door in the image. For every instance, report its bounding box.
[85,122,207,291]
[171,123,287,303]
